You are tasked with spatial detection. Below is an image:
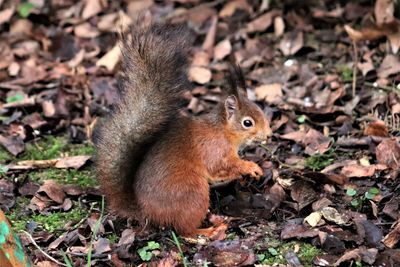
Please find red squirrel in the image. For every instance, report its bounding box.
[95,22,272,237]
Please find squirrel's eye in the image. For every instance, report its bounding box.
[242,119,253,129]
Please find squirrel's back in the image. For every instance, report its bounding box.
[94,22,191,217]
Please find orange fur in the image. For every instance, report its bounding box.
[95,22,272,237]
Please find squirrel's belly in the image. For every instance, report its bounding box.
[137,174,210,232]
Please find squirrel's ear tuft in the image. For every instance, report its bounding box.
[226,63,247,98]
[225,95,239,119]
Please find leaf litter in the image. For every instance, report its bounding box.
[0,0,399,266]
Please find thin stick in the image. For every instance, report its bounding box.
[352,41,358,97]
[21,230,67,267]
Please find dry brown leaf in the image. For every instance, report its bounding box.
[364,120,389,137]
[279,31,304,56]
[36,261,60,267]
[7,156,91,170]
[42,100,56,117]
[304,211,322,227]
[55,155,91,169]
[97,13,118,32]
[202,16,218,56]
[387,30,400,53]
[344,24,385,42]
[383,220,400,248]
[274,16,285,37]
[375,0,395,25]
[341,164,386,178]
[357,61,375,76]
[254,83,283,104]
[378,54,400,78]
[10,19,33,36]
[246,10,279,33]
[334,247,378,266]
[0,135,25,156]
[82,0,105,20]
[189,66,212,84]
[37,180,66,204]
[0,8,14,26]
[8,62,20,76]
[375,138,400,169]
[321,207,350,225]
[219,0,251,18]
[127,0,153,14]
[96,44,121,72]
[74,22,100,38]
[192,50,210,66]
[213,39,232,60]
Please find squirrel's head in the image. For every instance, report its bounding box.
[223,64,272,146]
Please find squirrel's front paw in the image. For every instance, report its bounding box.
[244,161,263,180]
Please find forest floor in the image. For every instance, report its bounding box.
[0,0,400,266]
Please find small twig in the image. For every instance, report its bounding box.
[21,230,67,267]
[351,41,358,97]
[364,82,399,92]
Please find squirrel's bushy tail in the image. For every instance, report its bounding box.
[95,23,190,217]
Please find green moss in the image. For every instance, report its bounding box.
[335,64,353,82]
[0,135,94,163]
[21,135,94,161]
[28,168,97,187]
[0,148,13,163]
[8,199,88,233]
[257,241,322,267]
[107,232,119,244]
[304,148,335,171]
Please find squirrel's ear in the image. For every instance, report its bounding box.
[225,95,239,119]
[227,63,247,97]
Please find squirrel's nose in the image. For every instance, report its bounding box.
[264,122,272,138]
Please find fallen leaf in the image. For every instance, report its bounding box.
[219,0,251,18]
[36,180,66,204]
[201,16,218,56]
[214,39,232,60]
[279,31,304,56]
[378,54,400,78]
[383,196,400,220]
[55,155,91,169]
[0,8,14,26]
[0,134,25,156]
[6,156,91,170]
[290,181,317,211]
[383,220,400,248]
[363,120,389,137]
[246,10,280,33]
[82,0,104,20]
[254,83,283,104]
[74,23,100,38]
[189,66,212,84]
[334,247,378,266]
[341,164,378,178]
[375,0,395,25]
[280,128,331,155]
[193,240,256,266]
[0,179,16,210]
[304,211,322,227]
[375,138,400,169]
[281,221,320,239]
[274,16,285,37]
[94,238,112,254]
[42,100,56,118]
[321,207,351,225]
[96,44,121,72]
